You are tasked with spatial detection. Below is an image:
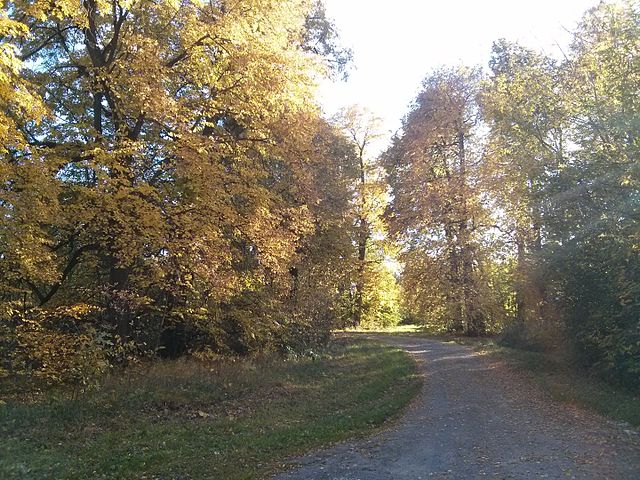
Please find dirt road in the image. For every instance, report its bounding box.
[274,335,640,479]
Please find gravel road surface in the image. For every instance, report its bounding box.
[274,335,640,480]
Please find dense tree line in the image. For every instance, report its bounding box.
[386,1,639,387]
[0,0,399,388]
[1,0,637,391]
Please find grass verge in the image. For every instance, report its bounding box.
[0,337,421,480]
[478,343,640,428]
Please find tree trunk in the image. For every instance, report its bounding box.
[457,130,484,336]
[353,217,368,326]
[107,257,132,340]
[445,225,464,332]
[515,229,527,323]
[353,150,369,327]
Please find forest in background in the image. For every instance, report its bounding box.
[387,1,639,388]
[0,0,638,393]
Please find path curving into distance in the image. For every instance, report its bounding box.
[273,335,640,480]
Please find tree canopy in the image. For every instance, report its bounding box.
[1,0,637,391]
[384,0,639,386]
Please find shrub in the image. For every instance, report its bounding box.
[6,305,109,393]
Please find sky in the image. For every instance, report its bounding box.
[318,0,602,150]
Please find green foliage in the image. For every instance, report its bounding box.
[546,236,640,387]
[359,262,402,328]
[485,1,640,386]
[387,1,640,386]
[540,0,640,387]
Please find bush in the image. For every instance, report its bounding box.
[548,236,640,391]
[498,321,565,353]
[6,305,109,393]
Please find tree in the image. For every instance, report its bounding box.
[385,68,488,335]
[544,0,640,383]
[480,1,640,384]
[286,116,360,342]
[334,106,400,328]
[0,0,354,382]
[481,40,567,326]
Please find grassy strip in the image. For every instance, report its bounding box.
[339,324,445,335]
[0,338,421,480]
[364,324,639,428]
[477,343,640,429]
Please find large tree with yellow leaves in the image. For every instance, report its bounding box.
[0,0,352,380]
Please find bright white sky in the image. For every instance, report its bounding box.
[318,0,601,150]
